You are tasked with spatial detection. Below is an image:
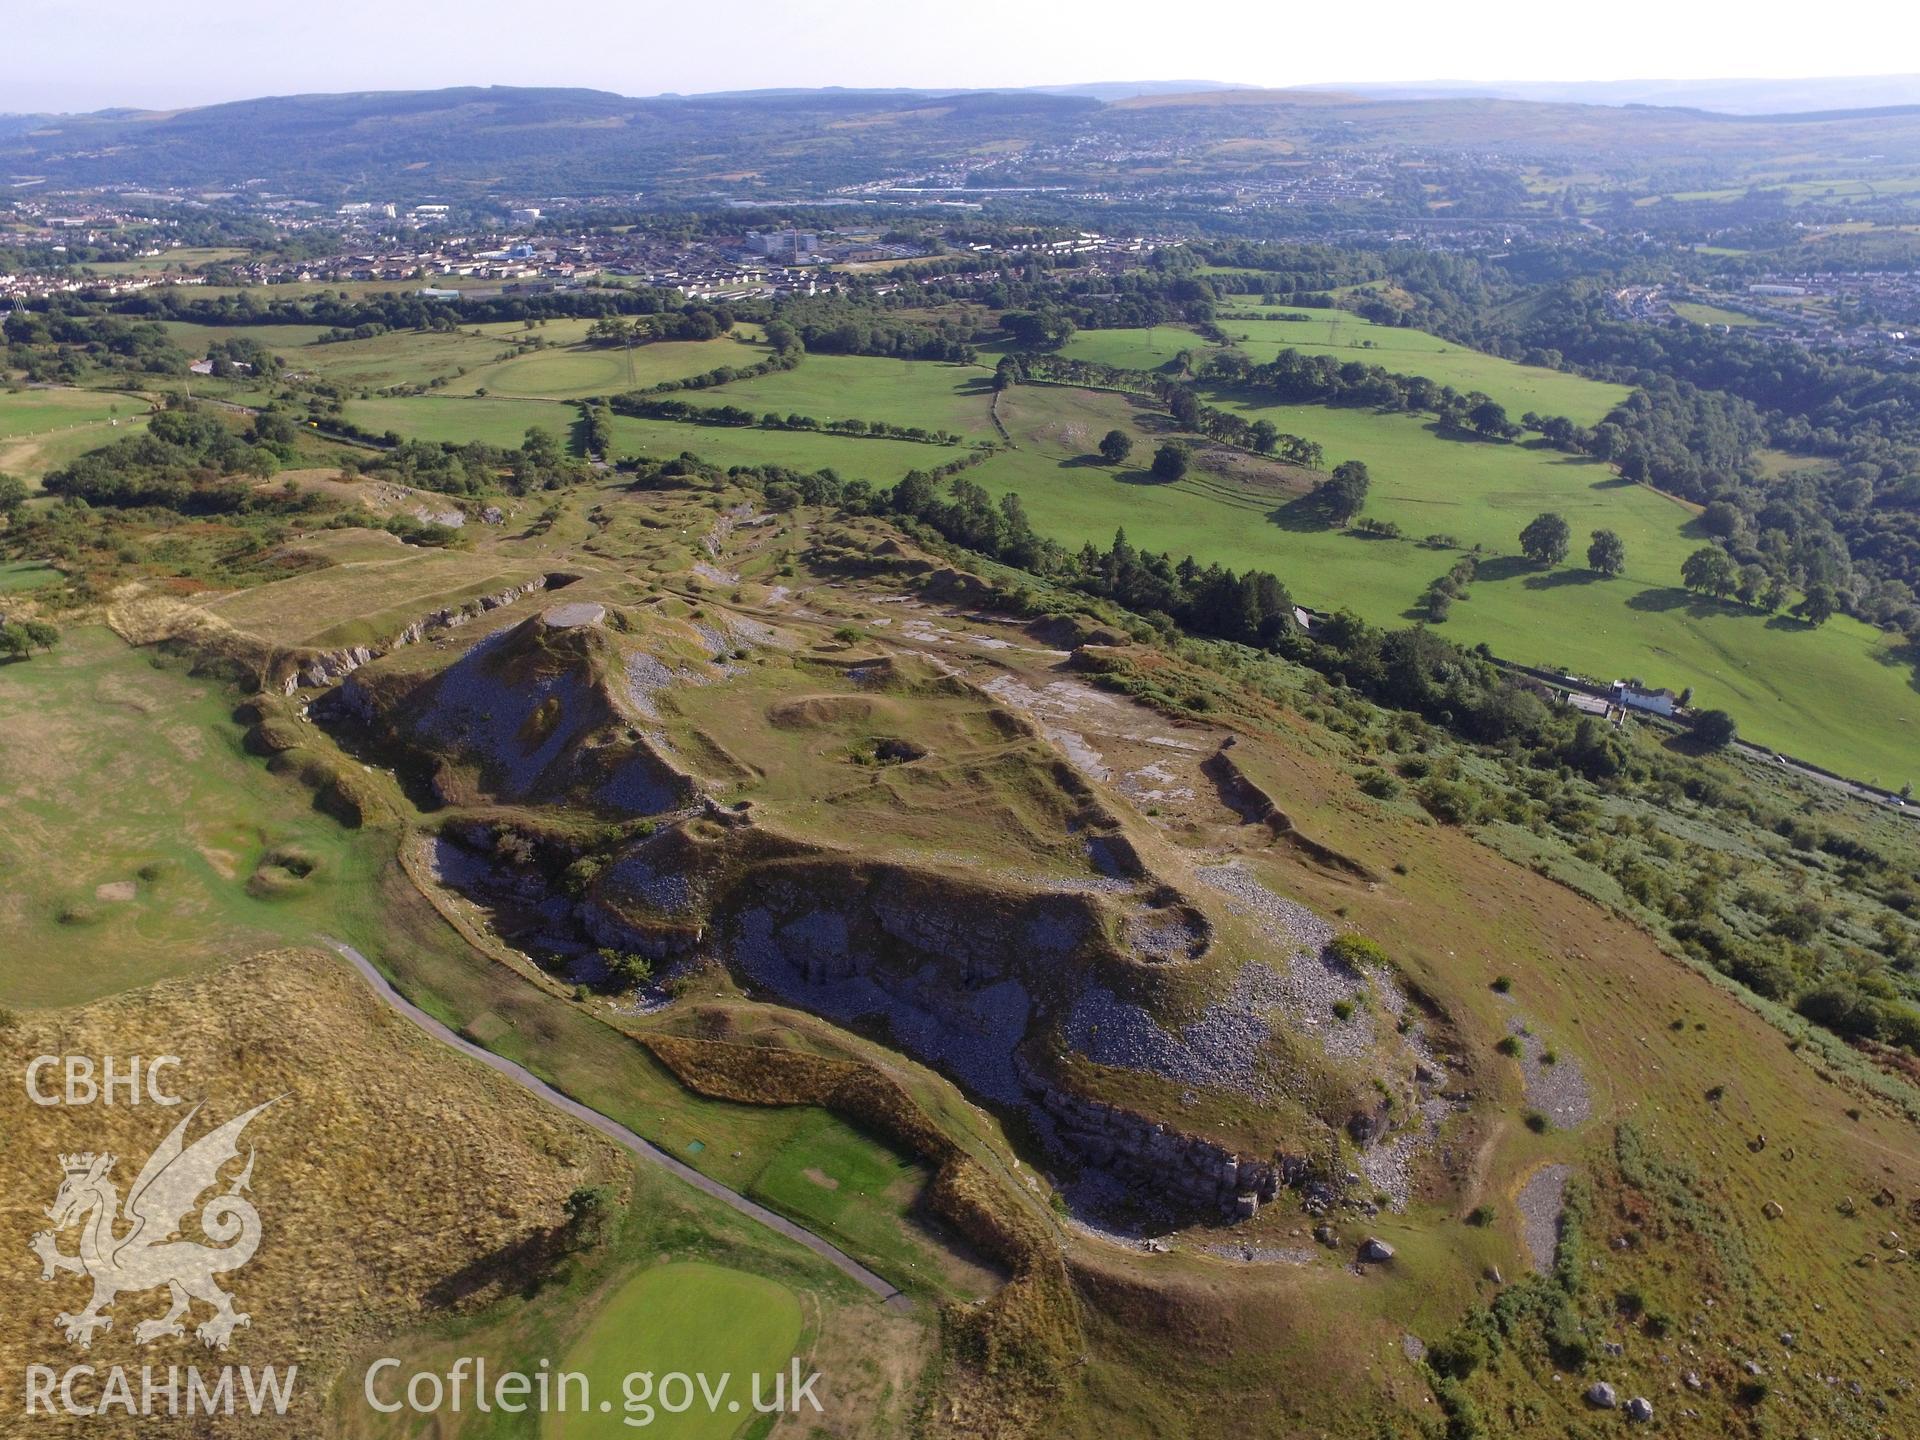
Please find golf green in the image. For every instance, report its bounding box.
[544,1261,805,1439]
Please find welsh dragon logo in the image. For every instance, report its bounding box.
[29,1100,276,1351]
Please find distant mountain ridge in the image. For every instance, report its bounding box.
[5,80,1920,201]
[1309,74,1920,115]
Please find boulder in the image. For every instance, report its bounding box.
[1359,1237,1395,1263]
[1585,1381,1618,1409]
[1626,1396,1653,1422]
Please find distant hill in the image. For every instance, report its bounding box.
[0,85,1099,199]
[1309,74,1920,115]
[5,80,1920,201]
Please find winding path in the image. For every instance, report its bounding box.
[321,938,911,1312]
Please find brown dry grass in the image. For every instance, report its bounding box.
[0,947,625,1435]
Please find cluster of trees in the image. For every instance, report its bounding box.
[101,284,682,333]
[913,268,1220,335]
[202,335,284,380]
[1319,460,1372,523]
[1199,347,1522,440]
[0,616,60,660]
[1511,513,1628,580]
[41,404,294,512]
[1000,310,1078,350]
[581,401,614,461]
[1421,553,1479,622]
[773,298,977,363]
[586,305,737,346]
[1,310,189,382]
[1679,543,1833,623]
[1587,528,1626,576]
[1160,383,1327,468]
[609,394,966,446]
[1002,353,1326,469]
[1519,512,1571,566]
[333,423,586,497]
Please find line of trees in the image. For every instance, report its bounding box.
[1199,347,1523,440]
[608,394,969,446]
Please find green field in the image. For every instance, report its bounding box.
[703,353,997,438]
[0,560,61,591]
[445,334,763,400]
[1057,314,1631,425]
[969,383,1919,783]
[1670,301,1767,328]
[80,246,251,276]
[157,320,335,357]
[348,393,957,481]
[747,1109,932,1279]
[546,1261,804,1440]
[0,386,151,480]
[0,627,382,1007]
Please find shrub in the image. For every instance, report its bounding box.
[1328,933,1390,969]
[1428,1327,1488,1380]
[1418,778,1482,825]
[1356,768,1401,799]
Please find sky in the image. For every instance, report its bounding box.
[8,0,1918,113]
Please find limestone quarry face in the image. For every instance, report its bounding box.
[305,589,1455,1226]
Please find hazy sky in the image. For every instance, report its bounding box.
[8,0,1917,112]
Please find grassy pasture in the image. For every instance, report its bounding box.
[1056,314,1629,425]
[157,320,335,356]
[545,1262,804,1440]
[0,559,61,591]
[1670,301,1767,328]
[158,319,607,394]
[348,394,954,481]
[703,353,997,438]
[0,386,152,480]
[970,384,1920,782]
[78,246,251,276]
[190,545,540,649]
[0,627,380,1006]
[442,334,757,400]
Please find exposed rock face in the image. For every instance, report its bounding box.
[1017,1054,1305,1216]
[281,575,551,693]
[717,859,1306,1220]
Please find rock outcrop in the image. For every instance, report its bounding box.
[280,575,552,693]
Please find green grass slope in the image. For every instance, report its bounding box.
[973,385,1919,783]
[1057,312,1631,425]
